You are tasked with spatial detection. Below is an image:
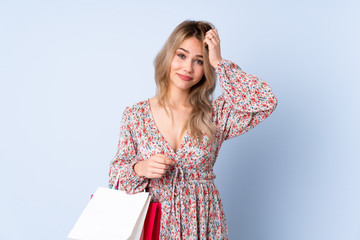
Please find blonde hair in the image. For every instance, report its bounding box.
[153,20,218,145]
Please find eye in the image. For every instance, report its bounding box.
[177,53,185,59]
[195,59,203,65]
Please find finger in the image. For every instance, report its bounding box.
[206,29,218,38]
[204,31,214,46]
[207,35,215,41]
[153,154,175,165]
[150,161,169,170]
[156,153,174,161]
[204,37,215,48]
[152,154,170,162]
[205,34,218,45]
[205,29,216,35]
[148,173,163,179]
[210,36,219,44]
[151,168,167,175]
[208,29,220,42]
[205,32,215,40]
[204,33,214,40]
[206,33,220,47]
[168,158,176,165]
[208,31,219,43]
[156,158,175,166]
[154,153,168,159]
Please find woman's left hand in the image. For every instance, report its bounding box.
[204,29,223,69]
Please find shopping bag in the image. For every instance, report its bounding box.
[88,192,161,239]
[141,202,161,240]
[68,187,151,240]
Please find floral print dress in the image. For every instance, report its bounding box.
[109,59,278,239]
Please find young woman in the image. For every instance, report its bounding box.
[109,20,278,239]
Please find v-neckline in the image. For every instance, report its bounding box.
[146,98,188,155]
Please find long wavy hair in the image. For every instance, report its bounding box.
[153,20,218,145]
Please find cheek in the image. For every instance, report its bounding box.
[170,58,181,72]
[195,66,204,79]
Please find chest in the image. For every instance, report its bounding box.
[150,106,190,153]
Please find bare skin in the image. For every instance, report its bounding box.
[149,96,193,153]
[134,29,222,179]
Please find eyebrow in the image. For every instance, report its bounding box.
[178,48,203,58]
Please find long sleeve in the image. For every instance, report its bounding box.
[108,106,149,194]
[213,59,278,142]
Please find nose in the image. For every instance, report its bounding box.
[184,59,193,73]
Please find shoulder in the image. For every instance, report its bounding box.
[123,98,149,119]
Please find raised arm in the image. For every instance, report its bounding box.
[108,106,149,194]
[213,59,278,142]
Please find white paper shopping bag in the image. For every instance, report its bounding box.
[68,187,151,240]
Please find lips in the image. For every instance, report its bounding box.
[177,73,193,81]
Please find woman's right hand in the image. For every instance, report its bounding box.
[133,154,175,178]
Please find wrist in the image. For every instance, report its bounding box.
[133,162,145,177]
[212,58,223,69]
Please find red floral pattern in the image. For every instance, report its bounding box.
[109,59,278,239]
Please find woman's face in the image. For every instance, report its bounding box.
[169,36,204,92]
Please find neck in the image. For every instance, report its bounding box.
[165,85,192,109]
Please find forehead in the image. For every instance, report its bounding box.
[178,37,203,55]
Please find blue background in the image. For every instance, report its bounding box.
[1,0,359,239]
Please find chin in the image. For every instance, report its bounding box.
[176,83,193,91]
[176,79,198,89]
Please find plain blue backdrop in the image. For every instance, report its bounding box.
[1,0,359,239]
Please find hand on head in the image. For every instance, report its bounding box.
[204,29,223,69]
